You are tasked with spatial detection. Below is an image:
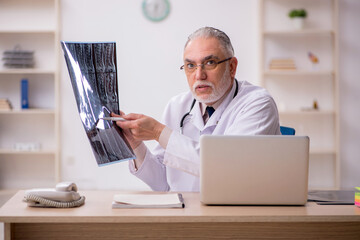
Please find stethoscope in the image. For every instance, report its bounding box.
[180,79,239,134]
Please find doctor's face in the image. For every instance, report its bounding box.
[183,37,237,105]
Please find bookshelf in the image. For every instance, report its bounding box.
[0,0,60,191]
[259,0,339,189]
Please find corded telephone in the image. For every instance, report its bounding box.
[23,182,85,208]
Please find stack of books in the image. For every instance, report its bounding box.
[2,45,34,68]
[0,98,12,111]
[356,187,360,208]
[269,59,296,71]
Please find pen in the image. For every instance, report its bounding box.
[100,117,126,121]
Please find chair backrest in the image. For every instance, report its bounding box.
[280,126,295,135]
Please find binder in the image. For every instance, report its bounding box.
[21,79,29,109]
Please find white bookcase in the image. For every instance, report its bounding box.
[0,0,60,191]
[259,0,339,189]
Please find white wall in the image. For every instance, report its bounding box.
[60,0,360,190]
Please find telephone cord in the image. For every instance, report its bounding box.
[23,194,86,208]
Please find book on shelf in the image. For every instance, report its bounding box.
[112,192,185,209]
[0,98,13,110]
[269,58,297,70]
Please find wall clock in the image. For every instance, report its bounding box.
[142,0,170,22]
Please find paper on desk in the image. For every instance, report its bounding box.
[113,193,185,209]
[114,193,181,205]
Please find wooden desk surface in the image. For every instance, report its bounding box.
[1,190,360,223]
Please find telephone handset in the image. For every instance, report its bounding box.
[23,182,85,208]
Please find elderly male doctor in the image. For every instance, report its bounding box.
[114,27,280,192]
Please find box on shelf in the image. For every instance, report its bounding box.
[14,142,41,152]
[2,45,35,68]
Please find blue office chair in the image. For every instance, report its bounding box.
[280,126,295,135]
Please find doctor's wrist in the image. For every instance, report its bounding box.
[158,126,172,149]
[154,123,166,142]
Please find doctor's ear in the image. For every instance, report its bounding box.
[229,57,238,78]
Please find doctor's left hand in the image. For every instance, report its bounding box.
[114,113,165,143]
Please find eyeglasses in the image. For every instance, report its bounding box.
[180,57,232,73]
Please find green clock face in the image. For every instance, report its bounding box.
[142,0,170,22]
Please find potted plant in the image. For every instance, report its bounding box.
[288,9,307,30]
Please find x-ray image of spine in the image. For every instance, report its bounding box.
[61,41,135,166]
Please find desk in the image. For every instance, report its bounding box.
[1,191,360,240]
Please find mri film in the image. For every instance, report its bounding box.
[61,41,135,166]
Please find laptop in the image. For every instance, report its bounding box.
[200,135,309,205]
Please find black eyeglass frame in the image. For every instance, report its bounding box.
[180,57,233,71]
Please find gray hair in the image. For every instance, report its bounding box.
[184,27,234,57]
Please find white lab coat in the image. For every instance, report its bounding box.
[129,80,281,192]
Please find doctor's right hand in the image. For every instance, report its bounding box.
[113,112,165,144]
[111,112,142,149]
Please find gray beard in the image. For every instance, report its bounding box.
[192,64,232,104]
